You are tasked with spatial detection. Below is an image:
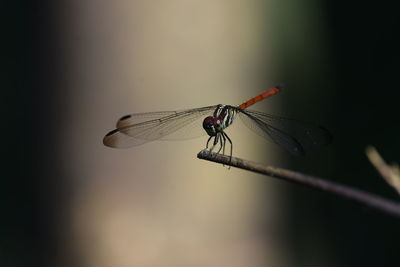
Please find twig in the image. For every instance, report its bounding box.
[366,145,400,195]
[197,150,400,218]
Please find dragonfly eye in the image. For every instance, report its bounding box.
[203,116,217,136]
[203,117,214,128]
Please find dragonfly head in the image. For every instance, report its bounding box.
[203,116,222,136]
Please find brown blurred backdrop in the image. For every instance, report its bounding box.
[60,1,288,266]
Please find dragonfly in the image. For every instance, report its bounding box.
[103,86,332,157]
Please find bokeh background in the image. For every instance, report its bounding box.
[5,0,400,266]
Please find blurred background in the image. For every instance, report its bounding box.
[5,0,400,266]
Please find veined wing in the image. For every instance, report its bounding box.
[103,105,217,148]
[238,109,332,155]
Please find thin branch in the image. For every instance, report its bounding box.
[197,150,400,218]
[366,145,400,195]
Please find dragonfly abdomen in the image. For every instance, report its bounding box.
[238,86,281,110]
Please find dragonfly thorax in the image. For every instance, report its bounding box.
[202,105,236,136]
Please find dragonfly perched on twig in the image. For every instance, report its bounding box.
[103,86,332,157]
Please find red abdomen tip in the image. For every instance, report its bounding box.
[238,86,282,110]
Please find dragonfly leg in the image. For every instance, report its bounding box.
[206,136,213,149]
[219,132,229,168]
[221,132,226,156]
[216,138,222,153]
[216,133,225,154]
[209,134,219,152]
[223,132,233,165]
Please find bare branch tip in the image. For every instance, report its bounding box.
[366,145,400,196]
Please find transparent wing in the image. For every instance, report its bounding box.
[103,106,217,148]
[238,109,332,155]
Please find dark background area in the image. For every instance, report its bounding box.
[280,2,400,267]
[4,1,63,266]
[4,1,399,266]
